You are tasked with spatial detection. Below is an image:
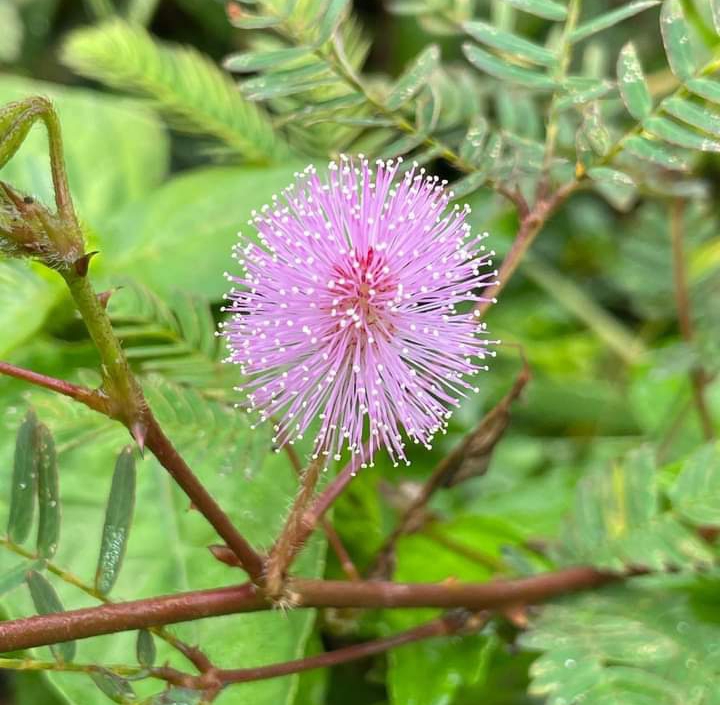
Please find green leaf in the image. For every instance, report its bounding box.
[450,171,490,199]
[617,42,652,120]
[389,634,494,705]
[89,669,136,703]
[587,167,637,211]
[570,1,661,43]
[522,582,720,704]
[96,164,305,300]
[223,46,312,72]
[662,95,720,137]
[241,65,336,101]
[148,688,202,705]
[36,423,60,560]
[463,20,557,66]
[500,0,567,21]
[623,135,692,170]
[0,388,325,705]
[386,45,440,110]
[26,571,76,664]
[459,116,488,164]
[669,443,720,525]
[558,448,712,571]
[644,115,720,151]
[556,78,615,110]
[686,77,720,103]
[0,560,44,597]
[660,0,696,82]
[462,43,556,89]
[7,410,40,545]
[316,0,352,44]
[62,20,288,162]
[95,447,137,596]
[136,630,157,668]
[713,0,720,35]
[228,14,284,29]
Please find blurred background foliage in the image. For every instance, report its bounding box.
[0,0,719,704]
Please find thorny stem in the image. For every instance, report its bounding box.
[0,567,629,653]
[0,657,145,677]
[266,456,324,598]
[669,199,715,440]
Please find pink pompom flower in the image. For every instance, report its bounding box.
[223,156,497,468]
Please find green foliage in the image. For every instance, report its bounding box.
[556,447,713,571]
[522,579,720,705]
[62,20,289,162]
[2,2,720,705]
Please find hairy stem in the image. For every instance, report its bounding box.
[669,199,715,440]
[283,445,360,580]
[266,456,324,597]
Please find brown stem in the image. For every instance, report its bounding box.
[0,362,108,414]
[283,445,360,580]
[215,610,487,684]
[669,199,715,440]
[266,456,324,598]
[370,364,530,578]
[0,567,627,653]
[475,181,578,319]
[143,413,266,585]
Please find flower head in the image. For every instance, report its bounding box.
[224,156,496,467]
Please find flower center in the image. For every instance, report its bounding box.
[330,247,396,331]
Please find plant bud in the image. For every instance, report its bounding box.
[0,181,84,269]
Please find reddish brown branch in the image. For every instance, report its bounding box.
[0,567,625,653]
[143,413,266,584]
[216,610,487,684]
[0,361,108,414]
[475,181,578,319]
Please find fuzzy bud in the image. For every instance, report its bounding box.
[0,182,84,269]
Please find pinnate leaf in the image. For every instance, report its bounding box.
[570,1,661,43]
[386,45,440,110]
[501,0,567,21]
[463,21,556,66]
[617,43,652,120]
[462,43,556,89]
[27,570,77,663]
[36,423,60,559]
[7,410,40,545]
[95,446,136,595]
[660,0,696,82]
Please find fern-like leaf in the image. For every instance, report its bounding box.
[61,19,290,163]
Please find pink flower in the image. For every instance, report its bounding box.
[224,156,496,467]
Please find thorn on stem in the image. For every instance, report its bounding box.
[208,544,242,568]
[130,421,147,456]
[74,250,98,277]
